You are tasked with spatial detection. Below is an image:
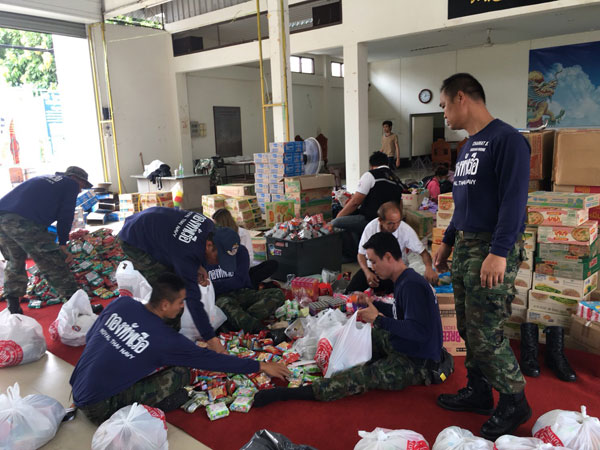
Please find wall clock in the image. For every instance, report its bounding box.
[419,88,433,104]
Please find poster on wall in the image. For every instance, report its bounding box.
[528,41,600,128]
[448,0,557,19]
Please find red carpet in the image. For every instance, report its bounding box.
[3,301,599,450]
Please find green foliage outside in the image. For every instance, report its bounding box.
[0,28,57,90]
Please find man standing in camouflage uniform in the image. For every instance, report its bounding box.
[0,167,92,314]
[254,232,453,407]
[433,73,531,440]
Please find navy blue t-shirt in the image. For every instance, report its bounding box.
[119,207,216,340]
[0,175,79,245]
[442,119,530,257]
[207,245,251,297]
[374,268,442,362]
[70,296,259,406]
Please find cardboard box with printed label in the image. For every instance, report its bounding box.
[537,239,599,260]
[437,293,466,356]
[537,221,598,247]
[531,271,598,299]
[509,303,528,324]
[269,182,285,194]
[432,227,446,245]
[201,194,226,209]
[553,184,600,221]
[513,286,529,307]
[402,190,429,211]
[404,210,434,239]
[437,193,454,211]
[520,250,535,271]
[527,206,589,227]
[522,129,554,181]
[535,254,600,280]
[528,191,600,210]
[437,211,453,229]
[264,201,295,227]
[139,192,173,210]
[528,290,583,316]
[284,174,335,194]
[225,197,254,213]
[254,182,270,194]
[553,129,600,186]
[569,315,600,355]
[527,308,572,330]
[515,268,532,289]
[254,152,270,164]
[269,141,304,154]
[217,183,255,197]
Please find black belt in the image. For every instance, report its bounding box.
[456,231,523,245]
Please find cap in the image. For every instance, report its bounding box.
[60,166,93,189]
[212,227,241,272]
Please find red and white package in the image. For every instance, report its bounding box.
[494,435,569,449]
[432,426,493,450]
[533,406,600,450]
[354,428,429,450]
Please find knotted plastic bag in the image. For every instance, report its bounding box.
[0,309,46,367]
[533,406,600,450]
[354,427,429,450]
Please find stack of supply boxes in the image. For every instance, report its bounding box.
[521,129,554,193]
[283,174,335,222]
[254,142,304,219]
[521,191,600,343]
[213,184,263,229]
[118,193,140,221]
[201,194,226,218]
[432,193,454,261]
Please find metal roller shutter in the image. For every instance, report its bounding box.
[0,11,86,38]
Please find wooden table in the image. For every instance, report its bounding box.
[132,174,211,211]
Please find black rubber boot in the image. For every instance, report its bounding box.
[545,326,577,382]
[520,323,540,377]
[437,369,494,415]
[154,388,190,412]
[254,386,315,407]
[7,297,23,315]
[480,391,532,440]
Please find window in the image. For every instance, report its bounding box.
[290,55,314,74]
[331,61,344,78]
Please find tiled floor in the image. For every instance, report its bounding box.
[0,353,210,449]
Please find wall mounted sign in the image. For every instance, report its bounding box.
[448,0,557,20]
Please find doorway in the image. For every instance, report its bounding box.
[410,112,445,158]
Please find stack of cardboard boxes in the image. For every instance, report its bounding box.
[283,174,335,221]
[521,129,554,193]
[515,191,600,344]
[432,193,454,261]
[201,194,226,218]
[211,184,263,229]
[117,193,139,221]
[254,142,305,216]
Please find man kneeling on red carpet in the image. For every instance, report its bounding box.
[254,232,453,407]
[70,273,290,424]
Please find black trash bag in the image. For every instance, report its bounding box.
[240,430,318,450]
[147,164,171,189]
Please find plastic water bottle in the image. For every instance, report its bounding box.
[178,163,184,177]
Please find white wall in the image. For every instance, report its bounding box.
[101,24,181,193]
[369,28,600,159]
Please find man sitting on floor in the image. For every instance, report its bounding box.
[254,232,452,407]
[346,201,438,294]
[70,273,289,424]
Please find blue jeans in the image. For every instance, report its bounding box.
[332,214,368,259]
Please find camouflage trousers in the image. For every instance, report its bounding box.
[452,232,525,394]
[0,212,78,300]
[312,328,431,401]
[216,288,285,333]
[118,238,183,330]
[80,366,190,425]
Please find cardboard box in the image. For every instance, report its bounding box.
[519,249,535,271]
[515,268,532,289]
[537,238,599,260]
[569,315,600,355]
[576,300,600,322]
[553,184,600,221]
[528,290,581,316]
[437,193,454,211]
[292,202,332,220]
[528,179,551,193]
[201,194,226,209]
[437,211,453,229]
[504,321,523,340]
[509,303,528,323]
[269,182,285,194]
[432,227,446,245]
[254,152,270,164]
[254,182,270,194]
[256,192,271,204]
[225,197,254,212]
[402,190,429,211]
[217,183,255,197]
[285,187,332,204]
[528,191,600,210]
[284,174,335,194]
[404,210,434,239]
[521,129,554,180]
[553,129,600,186]
[531,271,598,299]
[139,192,173,210]
[527,308,572,330]
[527,206,589,227]
[535,255,600,280]
[513,286,529,307]
[264,201,295,227]
[269,141,304,154]
[437,293,466,356]
[538,221,598,247]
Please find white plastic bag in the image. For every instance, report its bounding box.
[0,382,66,450]
[432,426,493,450]
[180,283,227,341]
[354,427,429,450]
[325,311,372,378]
[0,256,5,287]
[143,159,166,177]
[494,435,569,449]
[293,308,348,360]
[91,403,168,450]
[533,406,600,450]
[49,289,97,347]
[0,309,46,367]
[116,261,153,303]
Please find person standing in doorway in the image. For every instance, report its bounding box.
[433,73,531,440]
[380,120,400,169]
